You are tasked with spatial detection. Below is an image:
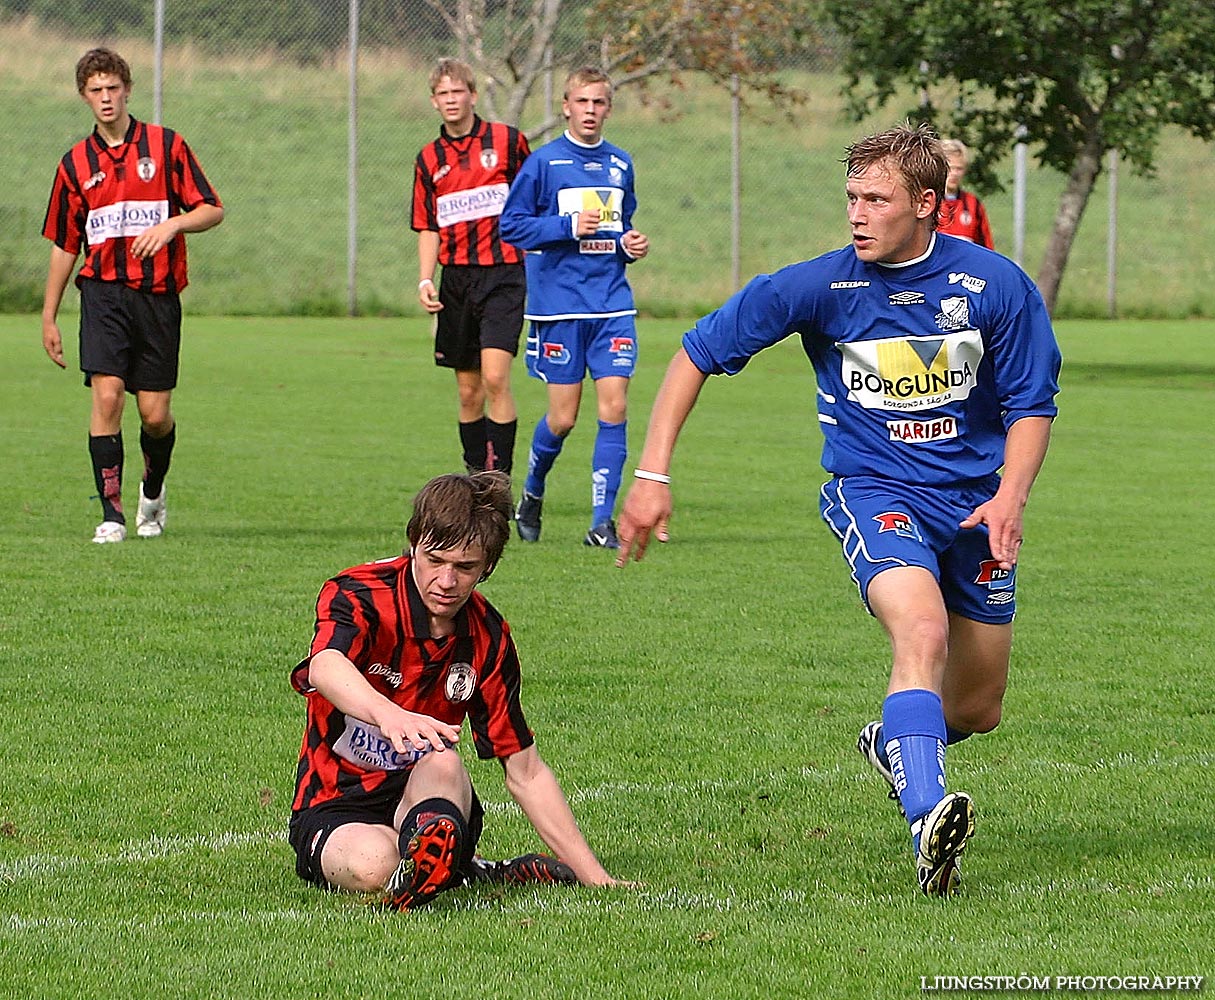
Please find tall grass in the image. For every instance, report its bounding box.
[1,313,1212,999]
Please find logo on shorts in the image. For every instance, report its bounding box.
[137,157,156,182]
[975,559,1015,590]
[542,342,571,364]
[610,337,634,354]
[479,149,499,169]
[445,661,477,702]
[874,511,923,541]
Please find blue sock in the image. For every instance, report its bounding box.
[524,416,566,498]
[872,720,971,767]
[590,420,626,527]
[882,689,947,851]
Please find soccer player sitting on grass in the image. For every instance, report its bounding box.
[616,123,1060,897]
[288,471,626,909]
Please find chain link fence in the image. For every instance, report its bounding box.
[4,3,1211,318]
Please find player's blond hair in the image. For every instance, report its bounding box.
[845,122,948,229]
[564,65,612,103]
[76,47,131,93]
[941,138,970,165]
[429,58,476,94]
[406,472,513,580]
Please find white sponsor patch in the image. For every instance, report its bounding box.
[557,186,624,233]
[838,330,983,412]
[579,238,616,254]
[948,271,987,293]
[332,717,429,771]
[886,416,958,443]
[85,200,168,241]
[435,183,509,228]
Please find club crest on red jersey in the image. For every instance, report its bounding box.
[445,661,477,702]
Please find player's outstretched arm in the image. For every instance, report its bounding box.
[616,348,708,566]
[308,648,462,754]
[960,415,1053,569]
[503,745,633,887]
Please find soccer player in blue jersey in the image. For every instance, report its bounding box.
[499,66,650,549]
[615,123,1061,897]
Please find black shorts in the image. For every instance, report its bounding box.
[288,782,485,890]
[78,278,182,392]
[434,263,525,370]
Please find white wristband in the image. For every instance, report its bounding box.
[418,278,435,289]
[634,469,671,485]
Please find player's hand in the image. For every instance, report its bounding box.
[41,319,66,368]
[621,229,649,260]
[575,209,601,237]
[129,220,175,259]
[615,479,672,567]
[418,279,443,314]
[379,708,461,755]
[960,493,1024,570]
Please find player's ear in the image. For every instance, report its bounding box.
[915,189,937,221]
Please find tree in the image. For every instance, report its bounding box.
[424,0,819,139]
[823,0,1215,314]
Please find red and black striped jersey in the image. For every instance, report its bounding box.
[42,117,221,294]
[290,554,534,813]
[411,115,530,266]
[938,190,994,249]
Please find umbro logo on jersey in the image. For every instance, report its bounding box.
[889,291,925,305]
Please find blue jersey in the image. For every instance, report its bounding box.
[499,131,640,321]
[682,234,1061,486]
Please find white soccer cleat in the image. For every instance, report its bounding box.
[92,520,127,544]
[136,486,167,538]
[915,791,975,898]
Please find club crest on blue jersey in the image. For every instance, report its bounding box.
[542,342,571,364]
[874,510,923,541]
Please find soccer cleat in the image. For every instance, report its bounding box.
[135,486,167,538]
[92,520,126,544]
[915,791,974,898]
[515,491,543,542]
[462,852,578,887]
[857,721,905,818]
[583,519,619,549]
[384,815,462,911]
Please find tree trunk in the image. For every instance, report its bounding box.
[1036,132,1104,315]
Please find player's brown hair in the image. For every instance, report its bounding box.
[429,58,476,94]
[844,122,948,229]
[76,47,132,93]
[406,472,513,580]
[563,65,612,102]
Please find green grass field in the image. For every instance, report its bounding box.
[5,16,1215,319]
[1,314,1212,999]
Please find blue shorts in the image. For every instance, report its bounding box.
[524,316,637,383]
[818,474,1016,624]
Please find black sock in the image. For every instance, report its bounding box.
[89,433,124,524]
[459,417,488,473]
[485,418,517,476]
[140,423,175,499]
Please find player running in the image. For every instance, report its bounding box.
[616,123,1061,897]
[499,66,650,549]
